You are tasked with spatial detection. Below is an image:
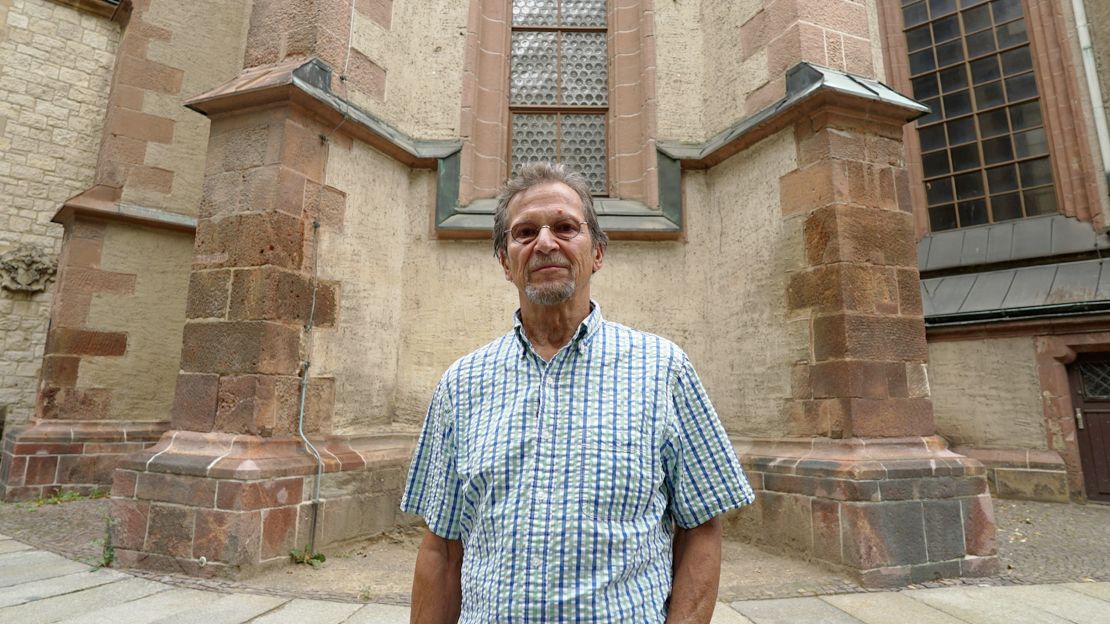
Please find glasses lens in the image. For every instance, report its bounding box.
[511,223,540,243]
[552,221,581,240]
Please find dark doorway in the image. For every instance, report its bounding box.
[1068,354,1110,502]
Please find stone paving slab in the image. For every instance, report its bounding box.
[820,592,966,624]
[250,597,364,623]
[711,602,757,624]
[0,567,127,608]
[0,576,168,623]
[0,538,32,554]
[0,549,89,588]
[979,584,1110,623]
[1062,581,1110,602]
[58,586,214,624]
[150,592,289,624]
[731,596,865,623]
[345,603,413,623]
[903,586,1081,624]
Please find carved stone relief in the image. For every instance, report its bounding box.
[0,244,58,293]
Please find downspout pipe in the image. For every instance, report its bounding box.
[1071,0,1110,192]
[297,220,325,556]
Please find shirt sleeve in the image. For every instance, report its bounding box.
[399,379,466,539]
[664,356,755,529]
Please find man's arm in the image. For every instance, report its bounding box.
[667,516,722,624]
[410,530,464,624]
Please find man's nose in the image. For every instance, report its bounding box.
[533,226,560,253]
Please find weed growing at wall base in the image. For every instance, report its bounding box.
[290,545,326,568]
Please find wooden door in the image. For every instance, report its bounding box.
[1068,356,1110,503]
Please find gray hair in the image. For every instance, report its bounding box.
[492,162,609,257]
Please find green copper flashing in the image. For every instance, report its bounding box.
[434,146,683,236]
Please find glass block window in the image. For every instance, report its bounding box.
[902,0,1057,231]
[510,0,608,194]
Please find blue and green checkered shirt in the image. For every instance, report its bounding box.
[400,304,754,623]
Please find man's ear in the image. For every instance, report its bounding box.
[592,244,604,274]
[499,250,512,281]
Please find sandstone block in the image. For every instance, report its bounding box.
[109,498,150,551]
[144,503,195,558]
[261,505,298,559]
[840,501,927,569]
[193,211,305,270]
[46,328,127,356]
[186,269,231,320]
[805,204,917,267]
[171,372,220,432]
[136,472,218,507]
[194,508,262,564]
[180,321,301,376]
[217,477,304,511]
[813,314,929,362]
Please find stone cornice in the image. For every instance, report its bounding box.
[657,62,929,170]
[185,58,459,170]
[53,185,197,232]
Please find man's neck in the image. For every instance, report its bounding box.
[518,293,592,360]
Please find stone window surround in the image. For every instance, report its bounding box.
[877,0,1107,239]
[439,0,671,240]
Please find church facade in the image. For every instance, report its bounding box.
[1,0,1108,585]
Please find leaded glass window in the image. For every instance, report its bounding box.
[1079,362,1110,400]
[901,0,1057,231]
[510,0,608,194]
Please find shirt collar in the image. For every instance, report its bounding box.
[513,300,604,357]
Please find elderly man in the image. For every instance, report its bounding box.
[401,163,753,623]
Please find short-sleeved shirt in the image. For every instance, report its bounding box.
[400,304,754,623]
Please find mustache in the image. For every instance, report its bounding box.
[527,252,570,271]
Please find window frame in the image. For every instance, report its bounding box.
[437,0,677,240]
[877,0,1106,239]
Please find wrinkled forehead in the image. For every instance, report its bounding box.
[506,182,585,224]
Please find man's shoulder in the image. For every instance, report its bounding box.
[597,319,688,364]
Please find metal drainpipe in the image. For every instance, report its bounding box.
[1071,0,1110,196]
[297,220,325,555]
[298,0,357,556]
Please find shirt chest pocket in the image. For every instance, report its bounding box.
[577,427,657,523]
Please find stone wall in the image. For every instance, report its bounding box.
[78,222,193,422]
[347,0,466,140]
[929,337,1046,450]
[0,0,119,426]
[104,0,250,216]
[319,129,802,439]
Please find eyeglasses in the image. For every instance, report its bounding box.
[510,220,589,245]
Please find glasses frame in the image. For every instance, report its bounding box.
[510,220,590,245]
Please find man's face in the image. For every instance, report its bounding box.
[499,182,604,307]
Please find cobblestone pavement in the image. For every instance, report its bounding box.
[1,496,1107,605]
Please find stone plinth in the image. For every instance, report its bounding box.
[1,420,165,501]
[110,432,414,577]
[727,437,998,587]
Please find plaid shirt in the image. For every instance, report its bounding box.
[401,304,754,623]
